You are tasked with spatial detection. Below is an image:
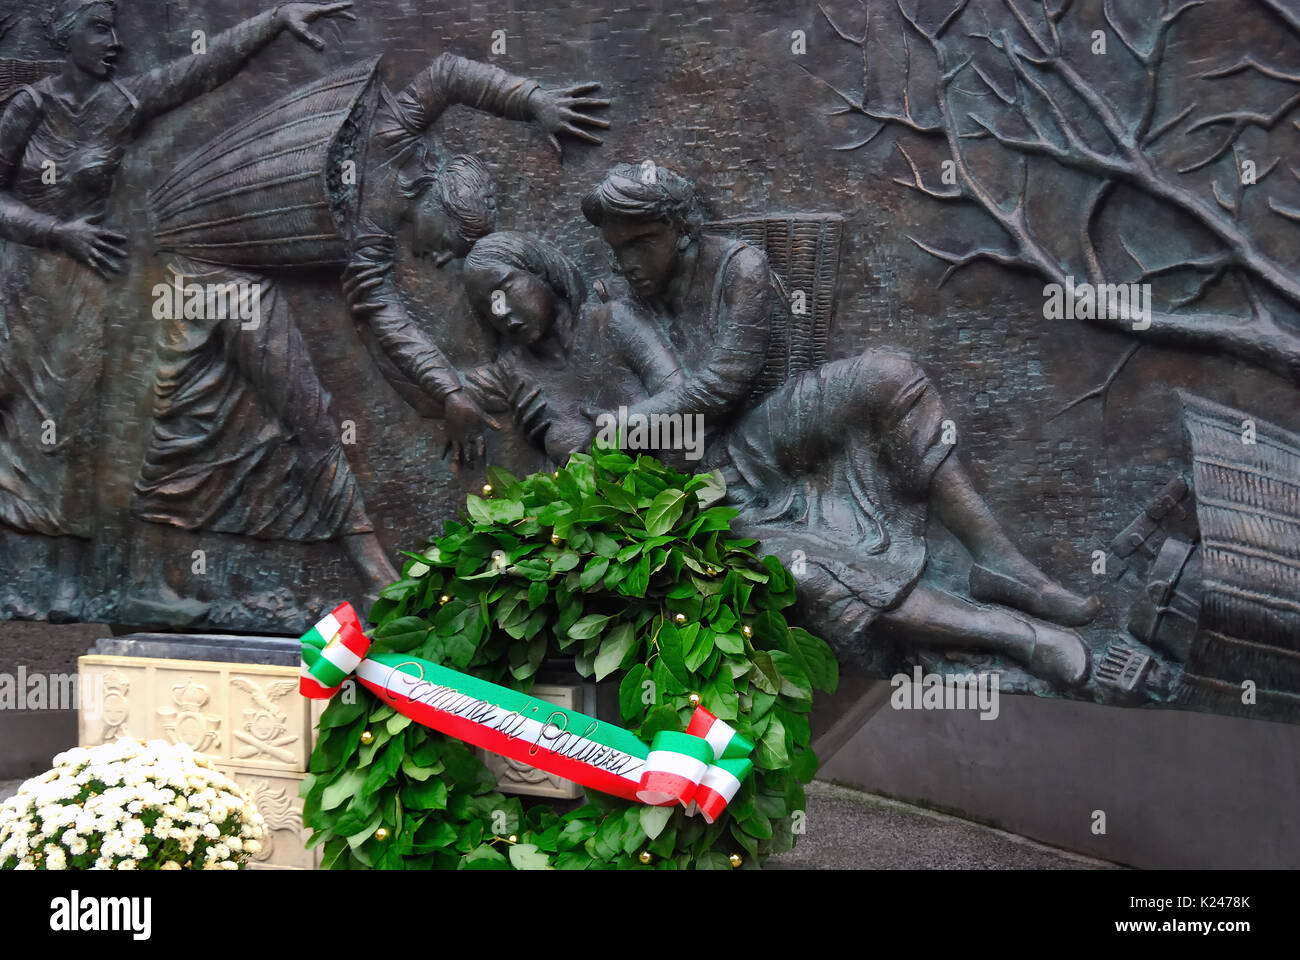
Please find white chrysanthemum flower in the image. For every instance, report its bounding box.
[4,740,262,871]
[243,838,261,855]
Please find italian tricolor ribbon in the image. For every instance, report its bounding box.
[300,603,754,821]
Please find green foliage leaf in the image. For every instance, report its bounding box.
[465,495,493,524]
[321,769,364,811]
[594,622,637,681]
[658,622,691,687]
[403,778,448,811]
[372,616,429,652]
[757,715,790,770]
[639,805,674,841]
[460,844,510,870]
[569,613,612,640]
[618,664,649,722]
[508,842,553,870]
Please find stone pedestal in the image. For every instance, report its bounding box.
[77,633,318,870]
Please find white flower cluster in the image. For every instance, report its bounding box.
[0,738,265,871]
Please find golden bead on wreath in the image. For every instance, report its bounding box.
[688,693,702,707]
[673,612,687,624]
[508,834,518,843]
[729,853,743,867]
[481,483,493,496]
[374,827,388,841]
[550,534,561,545]
[638,851,652,864]
[439,594,452,605]
[360,730,374,745]
[741,624,754,639]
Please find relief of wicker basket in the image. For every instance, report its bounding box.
[150,57,381,269]
[703,213,844,397]
[1179,391,1300,684]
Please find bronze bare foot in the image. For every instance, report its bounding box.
[1024,619,1091,688]
[970,562,1101,627]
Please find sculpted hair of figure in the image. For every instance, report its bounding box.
[400,152,498,247]
[581,161,706,239]
[44,0,117,50]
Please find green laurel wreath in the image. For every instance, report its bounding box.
[301,445,837,869]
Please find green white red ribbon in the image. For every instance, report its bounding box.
[300,603,754,821]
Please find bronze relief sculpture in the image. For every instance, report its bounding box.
[449,166,1097,687]
[0,0,354,617]
[132,43,609,610]
[0,0,1296,723]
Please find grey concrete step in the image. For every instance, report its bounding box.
[767,781,1120,870]
[0,775,1116,870]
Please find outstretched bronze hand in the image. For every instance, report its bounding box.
[528,83,612,155]
[442,389,502,469]
[275,1,357,51]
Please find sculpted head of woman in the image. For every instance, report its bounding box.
[45,0,121,78]
[463,231,586,347]
[401,153,498,262]
[582,161,706,300]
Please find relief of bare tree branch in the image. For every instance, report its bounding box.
[802,0,1300,384]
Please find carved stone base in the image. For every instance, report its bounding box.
[78,637,319,870]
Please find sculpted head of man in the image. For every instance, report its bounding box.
[582,161,705,300]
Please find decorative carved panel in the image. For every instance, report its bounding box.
[480,683,585,800]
